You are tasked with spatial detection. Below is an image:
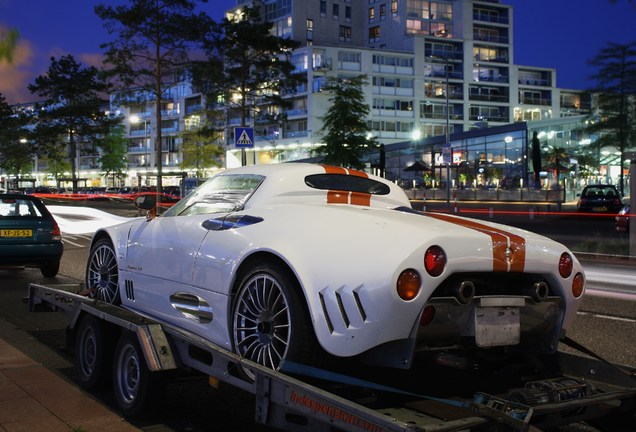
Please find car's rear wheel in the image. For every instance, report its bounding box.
[232,261,318,380]
[40,260,60,277]
[86,237,120,304]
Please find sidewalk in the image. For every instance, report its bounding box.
[0,337,140,432]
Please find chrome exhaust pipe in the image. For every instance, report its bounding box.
[455,281,475,304]
[528,281,549,302]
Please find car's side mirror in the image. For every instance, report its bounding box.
[134,194,158,220]
[134,194,156,210]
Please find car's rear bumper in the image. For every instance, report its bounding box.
[0,243,63,265]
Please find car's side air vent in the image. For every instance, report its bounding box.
[319,292,334,334]
[125,280,135,301]
[319,288,368,334]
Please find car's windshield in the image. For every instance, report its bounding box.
[163,174,265,217]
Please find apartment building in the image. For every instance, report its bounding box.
[8,0,593,190]
[218,0,591,171]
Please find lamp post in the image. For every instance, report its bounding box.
[444,59,451,206]
[430,54,452,207]
[130,114,149,184]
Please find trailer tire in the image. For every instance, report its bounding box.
[75,315,113,389]
[112,332,166,418]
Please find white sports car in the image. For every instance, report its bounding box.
[85,163,585,375]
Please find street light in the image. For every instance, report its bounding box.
[431,55,452,206]
[130,114,149,175]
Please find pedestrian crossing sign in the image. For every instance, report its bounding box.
[234,127,254,148]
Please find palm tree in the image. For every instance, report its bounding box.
[545,146,570,188]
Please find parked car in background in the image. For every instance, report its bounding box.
[576,184,623,213]
[616,204,630,233]
[0,194,64,277]
[84,163,585,378]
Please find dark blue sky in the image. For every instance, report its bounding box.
[0,0,634,105]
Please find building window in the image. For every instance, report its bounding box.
[372,54,414,67]
[338,51,360,63]
[368,7,375,22]
[339,26,352,42]
[380,4,386,20]
[345,6,352,22]
[320,0,326,17]
[306,18,314,41]
[333,3,339,20]
[369,26,381,42]
[391,0,398,17]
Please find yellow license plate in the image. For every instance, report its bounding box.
[0,229,33,238]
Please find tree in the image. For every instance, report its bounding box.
[545,146,570,188]
[96,0,212,200]
[313,75,378,169]
[586,41,636,195]
[179,123,224,178]
[0,28,19,63]
[197,5,303,166]
[99,123,129,186]
[28,55,114,193]
[0,93,33,178]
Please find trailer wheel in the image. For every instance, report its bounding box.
[86,237,120,304]
[112,332,165,417]
[232,261,317,381]
[75,315,113,389]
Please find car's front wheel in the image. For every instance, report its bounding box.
[232,261,318,380]
[86,237,120,304]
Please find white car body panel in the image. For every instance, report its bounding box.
[93,163,585,366]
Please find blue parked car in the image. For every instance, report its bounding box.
[0,194,64,277]
[576,184,624,213]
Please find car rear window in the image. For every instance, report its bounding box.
[0,197,45,217]
[305,174,390,195]
[583,186,618,197]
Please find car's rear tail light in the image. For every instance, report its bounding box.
[397,269,421,301]
[424,245,446,277]
[52,220,62,241]
[572,273,585,298]
[420,305,435,326]
[558,252,573,278]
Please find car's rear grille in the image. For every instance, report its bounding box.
[431,272,552,298]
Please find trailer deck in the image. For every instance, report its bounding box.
[28,282,636,432]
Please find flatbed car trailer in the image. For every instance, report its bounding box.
[28,283,636,432]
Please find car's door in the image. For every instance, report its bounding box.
[125,213,212,285]
[123,212,232,347]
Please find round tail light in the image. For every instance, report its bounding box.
[420,305,435,326]
[558,252,573,278]
[397,269,421,301]
[425,245,446,277]
[572,273,585,298]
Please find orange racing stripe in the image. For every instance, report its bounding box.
[322,165,372,206]
[427,213,526,272]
